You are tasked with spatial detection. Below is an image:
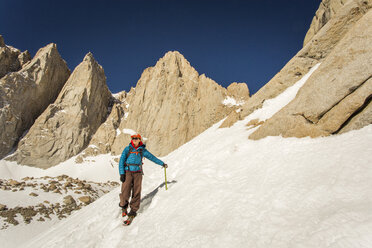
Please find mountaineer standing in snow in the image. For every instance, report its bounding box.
[118,133,168,225]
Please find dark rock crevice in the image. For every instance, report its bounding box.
[317,74,372,122]
[332,93,372,134]
[293,113,316,124]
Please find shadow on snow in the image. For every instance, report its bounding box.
[138,180,177,213]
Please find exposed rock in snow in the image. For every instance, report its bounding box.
[7,53,111,168]
[0,175,118,229]
[0,43,70,159]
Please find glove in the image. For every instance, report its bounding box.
[120,174,126,182]
[163,163,168,168]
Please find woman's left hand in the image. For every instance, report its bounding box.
[163,163,168,168]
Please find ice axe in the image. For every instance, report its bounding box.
[164,165,168,190]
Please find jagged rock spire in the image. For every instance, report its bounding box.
[0,43,70,159]
[8,52,111,167]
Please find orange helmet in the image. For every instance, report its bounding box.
[131,133,142,140]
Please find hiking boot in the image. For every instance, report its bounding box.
[128,210,137,217]
[121,208,128,217]
[119,203,128,217]
[123,215,135,226]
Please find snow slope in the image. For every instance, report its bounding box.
[3,63,372,247]
[23,122,372,248]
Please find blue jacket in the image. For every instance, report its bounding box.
[119,143,164,175]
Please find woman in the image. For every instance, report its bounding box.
[118,133,167,225]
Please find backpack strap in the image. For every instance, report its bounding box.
[139,148,144,175]
[124,146,132,167]
[126,146,133,160]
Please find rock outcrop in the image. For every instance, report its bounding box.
[249,4,372,140]
[17,50,31,68]
[227,82,250,101]
[76,100,125,161]
[8,53,111,168]
[0,43,70,159]
[337,95,372,134]
[78,51,249,160]
[303,0,345,46]
[0,35,4,47]
[220,0,371,132]
[0,35,31,79]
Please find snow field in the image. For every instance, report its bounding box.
[22,116,372,248]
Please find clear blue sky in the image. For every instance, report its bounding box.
[1,0,320,95]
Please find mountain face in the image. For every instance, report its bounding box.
[2,37,248,167]
[220,0,372,139]
[7,53,112,168]
[78,51,249,161]
[303,0,345,46]
[75,101,125,162]
[0,35,31,78]
[0,43,70,159]
[249,7,372,140]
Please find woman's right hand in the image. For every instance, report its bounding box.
[120,174,126,182]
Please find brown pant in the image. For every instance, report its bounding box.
[119,171,143,213]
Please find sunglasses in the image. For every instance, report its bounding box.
[132,137,140,140]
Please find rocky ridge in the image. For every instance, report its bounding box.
[1,34,249,167]
[0,42,70,159]
[7,53,112,167]
[78,51,250,160]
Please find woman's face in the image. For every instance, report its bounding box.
[132,138,140,145]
